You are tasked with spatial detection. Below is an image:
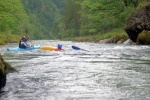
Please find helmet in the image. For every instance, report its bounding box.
[57,44,62,49]
[22,36,26,40]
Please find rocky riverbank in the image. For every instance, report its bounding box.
[124,4,150,43]
[98,4,150,45]
[98,30,150,45]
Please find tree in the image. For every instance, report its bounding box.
[63,0,82,37]
[0,0,28,34]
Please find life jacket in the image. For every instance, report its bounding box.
[19,40,26,48]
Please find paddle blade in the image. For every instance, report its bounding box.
[72,46,81,50]
[72,46,90,52]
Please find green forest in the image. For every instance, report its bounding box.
[0,0,150,45]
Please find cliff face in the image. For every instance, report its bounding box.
[124,5,150,42]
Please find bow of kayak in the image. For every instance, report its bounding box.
[40,46,57,50]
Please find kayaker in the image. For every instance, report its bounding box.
[19,36,31,48]
[55,44,63,51]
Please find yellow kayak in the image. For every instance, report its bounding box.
[40,46,57,50]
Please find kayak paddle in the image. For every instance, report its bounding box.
[25,29,33,46]
[72,46,90,52]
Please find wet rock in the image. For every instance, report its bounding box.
[124,5,150,42]
[123,39,135,45]
[99,38,113,43]
[0,54,6,89]
[117,39,124,44]
[137,30,150,45]
[0,54,17,90]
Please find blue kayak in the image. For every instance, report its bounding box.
[7,45,41,51]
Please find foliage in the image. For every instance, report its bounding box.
[22,0,66,39]
[0,0,28,34]
[65,27,128,42]
[0,0,66,41]
[0,32,20,45]
[0,0,149,44]
[62,0,149,39]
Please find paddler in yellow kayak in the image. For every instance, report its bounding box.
[55,44,63,51]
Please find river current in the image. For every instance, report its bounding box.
[0,40,150,100]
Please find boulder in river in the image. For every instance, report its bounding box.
[0,54,17,90]
[124,4,150,42]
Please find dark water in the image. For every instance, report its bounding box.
[0,40,150,100]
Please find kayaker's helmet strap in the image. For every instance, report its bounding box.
[22,36,26,40]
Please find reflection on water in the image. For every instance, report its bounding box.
[0,40,150,100]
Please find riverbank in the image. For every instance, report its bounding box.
[0,28,127,45]
[64,28,127,42]
[65,27,150,45]
[0,33,20,45]
[1,28,150,45]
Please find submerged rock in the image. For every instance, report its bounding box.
[124,4,150,42]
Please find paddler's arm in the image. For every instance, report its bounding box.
[21,42,30,48]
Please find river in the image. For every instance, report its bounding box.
[0,40,150,100]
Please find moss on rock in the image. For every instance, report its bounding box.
[112,34,128,43]
[137,31,150,45]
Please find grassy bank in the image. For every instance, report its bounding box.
[65,27,128,42]
[0,33,20,45]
